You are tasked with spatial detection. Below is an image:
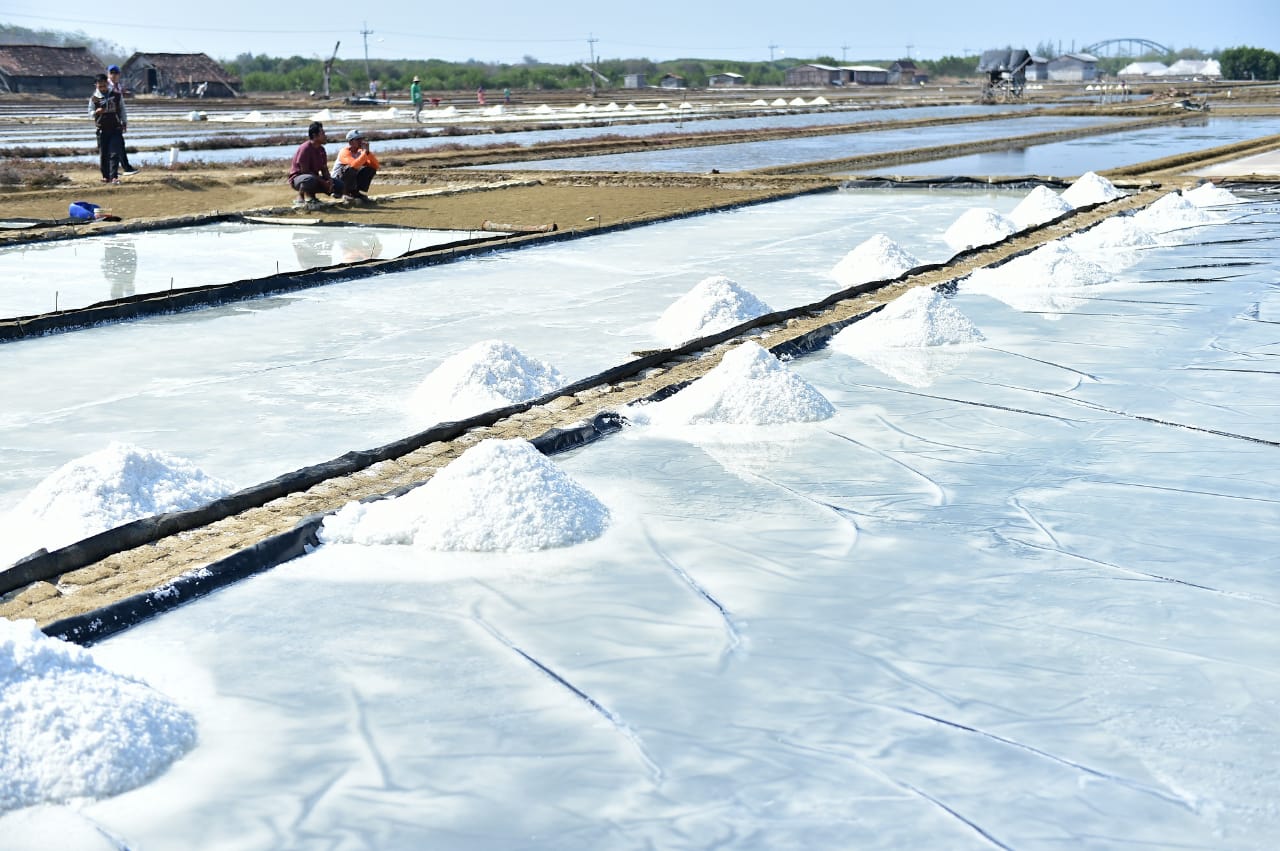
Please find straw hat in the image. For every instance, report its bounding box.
[412,76,420,82]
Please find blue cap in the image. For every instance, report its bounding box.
[107,64,121,73]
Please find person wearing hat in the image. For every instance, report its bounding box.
[333,129,380,202]
[105,64,140,175]
[410,75,423,123]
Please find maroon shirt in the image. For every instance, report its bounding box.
[288,140,329,182]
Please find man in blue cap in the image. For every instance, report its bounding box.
[106,64,140,176]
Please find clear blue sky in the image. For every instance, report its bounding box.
[4,0,1277,65]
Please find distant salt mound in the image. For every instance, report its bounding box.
[1061,171,1124,207]
[321,439,609,551]
[438,106,458,116]
[771,98,788,106]
[602,102,620,111]
[0,617,197,812]
[1065,215,1160,270]
[408,340,565,427]
[789,97,807,106]
[943,208,1017,252]
[751,99,768,107]
[626,341,834,428]
[1185,181,1245,207]
[241,110,265,122]
[0,442,233,566]
[833,287,985,350]
[831,234,921,288]
[1009,185,1074,229]
[309,108,333,122]
[534,104,553,114]
[810,96,830,106]
[654,275,773,347]
[963,241,1110,316]
[1132,191,1225,235]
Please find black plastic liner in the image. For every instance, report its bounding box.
[842,175,1072,190]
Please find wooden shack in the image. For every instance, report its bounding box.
[0,45,104,96]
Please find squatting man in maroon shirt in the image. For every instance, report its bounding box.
[287,121,344,209]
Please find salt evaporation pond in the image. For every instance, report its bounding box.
[0,188,1030,533]
[0,222,477,318]
[28,104,1039,168]
[4,189,1275,848]
[864,116,1280,178]
[466,115,1123,173]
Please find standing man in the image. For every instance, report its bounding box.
[287,121,343,209]
[410,76,423,123]
[333,129,379,202]
[105,64,140,176]
[89,73,125,183]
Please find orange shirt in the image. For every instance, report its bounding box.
[337,144,379,170]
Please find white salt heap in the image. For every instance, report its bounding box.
[1009,185,1075,229]
[1061,171,1124,207]
[833,287,985,350]
[0,617,197,812]
[626,341,834,428]
[943,208,1017,252]
[1065,215,1160,270]
[408,340,565,426]
[0,442,233,567]
[830,234,921,288]
[962,241,1112,315]
[321,439,609,551]
[830,287,984,388]
[1184,181,1244,207]
[1133,191,1226,236]
[653,275,773,347]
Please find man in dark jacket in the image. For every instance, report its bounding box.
[89,73,125,183]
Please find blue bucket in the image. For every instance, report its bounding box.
[69,201,100,220]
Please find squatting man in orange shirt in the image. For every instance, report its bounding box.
[333,129,380,203]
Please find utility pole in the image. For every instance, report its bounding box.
[769,43,779,62]
[906,43,913,59]
[361,22,373,84]
[587,33,598,96]
[841,44,849,63]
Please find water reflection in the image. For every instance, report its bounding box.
[290,231,385,268]
[101,238,136,299]
[292,232,335,269]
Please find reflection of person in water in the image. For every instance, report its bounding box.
[291,231,335,269]
[337,232,384,264]
[102,238,137,299]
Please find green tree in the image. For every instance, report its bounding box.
[1219,46,1280,80]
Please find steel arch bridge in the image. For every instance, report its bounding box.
[1082,38,1173,57]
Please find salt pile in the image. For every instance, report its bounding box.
[407,340,565,426]
[833,287,985,350]
[943,208,1017,252]
[1009,185,1074,229]
[963,241,1111,315]
[0,442,233,566]
[1061,171,1124,207]
[1065,215,1160,270]
[625,341,834,428]
[654,275,773,347]
[0,617,197,812]
[1132,191,1225,235]
[830,234,921,288]
[321,439,609,551]
[830,288,984,388]
[1184,181,1244,207]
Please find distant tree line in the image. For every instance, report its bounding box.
[4,23,1276,91]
